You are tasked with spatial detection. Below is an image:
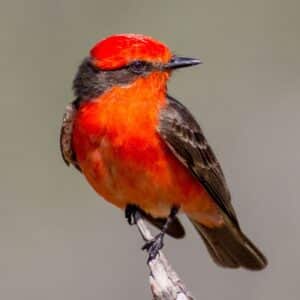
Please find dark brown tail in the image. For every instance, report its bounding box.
[189,217,267,270]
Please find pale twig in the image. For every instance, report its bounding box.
[134,211,194,300]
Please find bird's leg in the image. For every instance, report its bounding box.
[142,206,179,262]
[125,204,139,225]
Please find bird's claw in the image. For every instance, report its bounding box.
[142,233,164,262]
[125,204,138,225]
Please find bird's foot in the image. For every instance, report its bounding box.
[125,204,138,225]
[142,232,164,262]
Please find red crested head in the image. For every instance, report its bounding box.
[90,34,172,70]
[73,34,201,100]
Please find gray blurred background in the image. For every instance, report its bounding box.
[1,0,299,299]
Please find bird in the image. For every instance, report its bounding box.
[60,33,267,270]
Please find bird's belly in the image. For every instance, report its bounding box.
[79,134,221,224]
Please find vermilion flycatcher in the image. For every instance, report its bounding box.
[60,33,267,270]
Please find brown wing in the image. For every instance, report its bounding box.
[59,101,81,171]
[158,95,239,227]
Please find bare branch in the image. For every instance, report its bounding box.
[135,211,194,300]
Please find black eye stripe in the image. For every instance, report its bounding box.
[131,61,144,68]
[128,60,152,74]
[74,57,152,101]
[88,58,153,74]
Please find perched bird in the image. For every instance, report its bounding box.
[60,33,267,270]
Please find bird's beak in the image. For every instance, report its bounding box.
[164,56,202,70]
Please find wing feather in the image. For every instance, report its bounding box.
[158,95,239,226]
[59,101,81,171]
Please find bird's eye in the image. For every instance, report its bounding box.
[129,61,150,74]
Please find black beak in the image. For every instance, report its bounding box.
[164,56,202,70]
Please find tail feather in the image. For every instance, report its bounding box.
[189,217,267,270]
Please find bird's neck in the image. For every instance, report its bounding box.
[72,71,170,158]
[116,71,170,104]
